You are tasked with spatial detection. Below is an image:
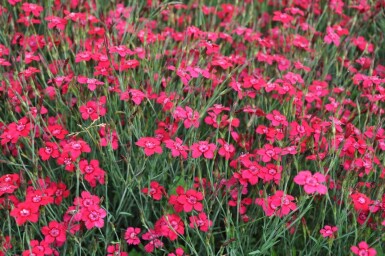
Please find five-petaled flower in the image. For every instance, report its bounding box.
[294,171,327,195]
[136,137,163,156]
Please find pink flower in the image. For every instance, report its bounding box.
[320,225,338,238]
[257,144,281,162]
[136,137,162,156]
[176,188,204,212]
[77,76,104,91]
[324,27,340,47]
[63,139,91,159]
[155,214,184,241]
[79,159,105,187]
[183,106,200,128]
[107,244,128,256]
[81,205,107,229]
[124,227,141,245]
[293,171,327,195]
[164,138,189,159]
[189,212,213,232]
[79,101,106,120]
[38,142,60,161]
[21,3,43,17]
[142,181,166,201]
[266,110,288,127]
[217,139,235,160]
[351,241,377,256]
[256,191,297,218]
[41,221,67,245]
[191,141,216,159]
[10,202,40,225]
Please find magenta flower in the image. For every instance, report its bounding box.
[351,241,377,256]
[293,171,327,195]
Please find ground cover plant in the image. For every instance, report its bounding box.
[1,0,385,255]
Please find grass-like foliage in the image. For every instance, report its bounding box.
[1,0,385,255]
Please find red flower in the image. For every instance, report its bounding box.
[77,76,104,91]
[116,59,140,70]
[182,106,200,128]
[21,3,43,17]
[0,174,19,197]
[41,221,67,245]
[74,191,101,210]
[45,16,67,30]
[266,110,288,127]
[75,51,93,62]
[260,164,282,185]
[129,89,146,105]
[176,187,204,212]
[38,142,60,161]
[79,101,106,121]
[25,188,54,207]
[46,124,68,140]
[168,248,185,256]
[22,240,53,256]
[136,137,162,156]
[99,127,119,150]
[294,171,327,195]
[320,225,338,238]
[142,181,166,201]
[240,159,262,185]
[107,244,128,256]
[124,227,141,245]
[79,159,105,187]
[273,11,294,23]
[164,137,189,159]
[351,192,371,212]
[257,144,282,162]
[190,141,216,159]
[10,202,39,225]
[142,229,163,253]
[155,214,184,241]
[81,205,107,229]
[109,45,133,57]
[51,181,70,205]
[351,241,377,256]
[56,152,76,172]
[1,129,20,145]
[189,212,213,232]
[63,139,91,159]
[217,139,235,160]
[324,26,340,47]
[256,191,297,218]
[8,117,32,137]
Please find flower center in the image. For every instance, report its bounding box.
[145,142,155,149]
[85,165,94,173]
[32,195,42,202]
[305,177,317,186]
[266,149,275,157]
[358,197,366,204]
[358,249,368,256]
[199,144,208,152]
[281,197,290,205]
[71,143,81,150]
[89,211,99,221]
[274,115,282,121]
[20,208,30,216]
[49,228,60,237]
[187,196,197,204]
[16,124,25,131]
